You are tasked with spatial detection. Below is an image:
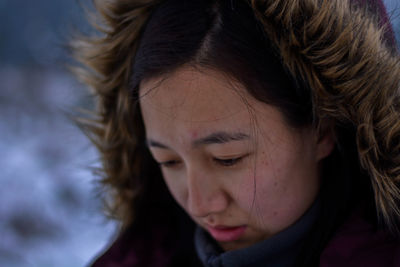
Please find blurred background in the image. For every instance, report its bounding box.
[0,1,399,267]
[0,1,117,267]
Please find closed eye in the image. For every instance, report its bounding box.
[158,160,181,168]
[213,156,245,167]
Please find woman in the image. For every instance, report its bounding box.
[73,0,400,266]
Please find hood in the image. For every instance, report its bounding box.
[74,0,400,235]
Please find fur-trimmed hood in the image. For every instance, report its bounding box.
[73,0,400,266]
[75,0,400,240]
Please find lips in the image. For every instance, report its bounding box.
[206,225,247,242]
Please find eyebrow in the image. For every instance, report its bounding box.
[147,131,250,149]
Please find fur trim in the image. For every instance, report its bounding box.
[72,0,161,227]
[251,0,400,234]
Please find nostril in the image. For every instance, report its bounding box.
[206,216,215,225]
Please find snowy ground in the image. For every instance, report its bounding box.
[0,67,117,267]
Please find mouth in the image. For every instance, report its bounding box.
[206,225,247,242]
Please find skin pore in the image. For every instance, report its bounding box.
[139,66,334,252]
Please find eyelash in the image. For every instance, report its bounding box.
[158,156,245,168]
[158,160,180,168]
[213,156,244,167]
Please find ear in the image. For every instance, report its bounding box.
[315,121,335,161]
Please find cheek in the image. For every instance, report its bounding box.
[230,170,278,217]
[233,155,282,202]
[235,172,300,232]
[248,158,319,232]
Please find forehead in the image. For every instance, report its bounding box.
[138,66,297,152]
[139,67,260,143]
[139,67,250,123]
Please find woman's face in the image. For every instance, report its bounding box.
[139,66,333,251]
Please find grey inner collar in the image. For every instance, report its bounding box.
[194,199,320,267]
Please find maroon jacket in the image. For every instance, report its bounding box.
[320,213,400,267]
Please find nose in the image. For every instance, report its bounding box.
[186,167,229,218]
